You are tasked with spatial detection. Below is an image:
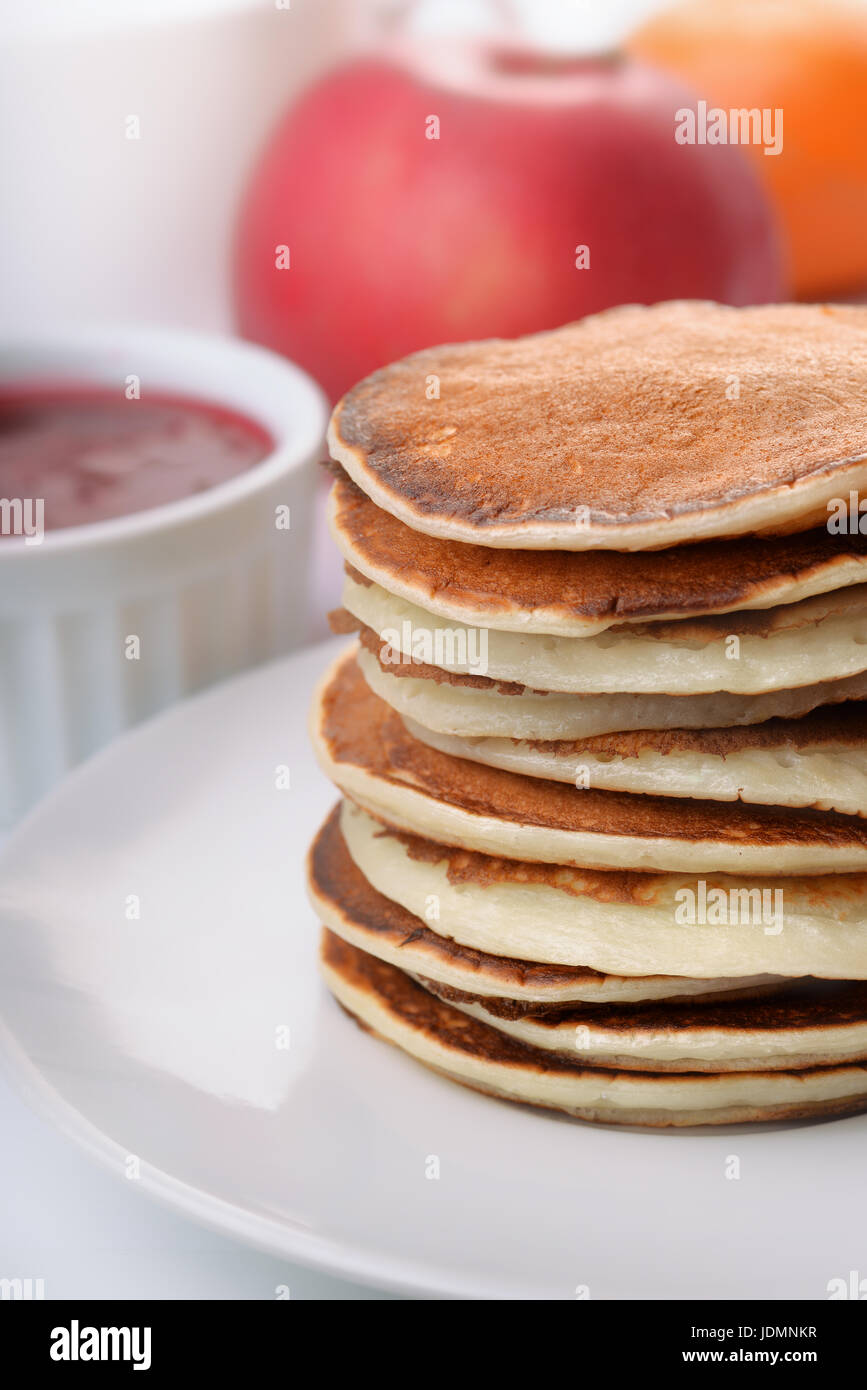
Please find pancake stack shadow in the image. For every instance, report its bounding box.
[307,301,867,1127]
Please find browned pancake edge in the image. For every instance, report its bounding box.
[332,472,867,626]
[331,302,867,534]
[318,649,867,853]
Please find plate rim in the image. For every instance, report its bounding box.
[0,1012,497,1298]
[0,643,533,1301]
[3,640,865,1303]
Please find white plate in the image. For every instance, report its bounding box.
[0,637,864,1300]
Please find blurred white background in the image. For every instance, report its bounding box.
[0,0,359,332]
[0,0,662,333]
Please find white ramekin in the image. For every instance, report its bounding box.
[0,325,327,824]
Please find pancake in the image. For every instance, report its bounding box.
[321,931,867,1126]
[327,301,867,552]
[342,572,867,696]
[307,804,787,1007]
[403,707,867,818]
[357,637,867,740]
[330,475,867,637]
[339,800,867,980]
[313,648,867,875]
[422,977,867,1073]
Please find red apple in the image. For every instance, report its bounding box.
[234,42,784,402]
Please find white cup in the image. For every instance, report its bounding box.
[0,325,328,824]
[0,0,357,333]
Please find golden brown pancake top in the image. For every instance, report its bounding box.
[322,932,867,1092]
[527,704,867,759]
[330,302,867,535]
[322,928,627,1075]
[358,804,867,917]
[310,807,788,1018]
[418,975,783,1021]
[320,650,867,853]
[351,620,867,711]
[332,473,867,625]
[343,565,867,644]
[423,975,867,1036]
[309,803,601,988]
[349,617,528,693]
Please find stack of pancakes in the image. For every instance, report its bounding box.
[308,300,867,1127]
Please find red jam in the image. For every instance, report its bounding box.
[0,386,274,532]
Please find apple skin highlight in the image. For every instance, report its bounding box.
[234,46,784,402]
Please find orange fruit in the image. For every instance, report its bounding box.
[629,0,867,298]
